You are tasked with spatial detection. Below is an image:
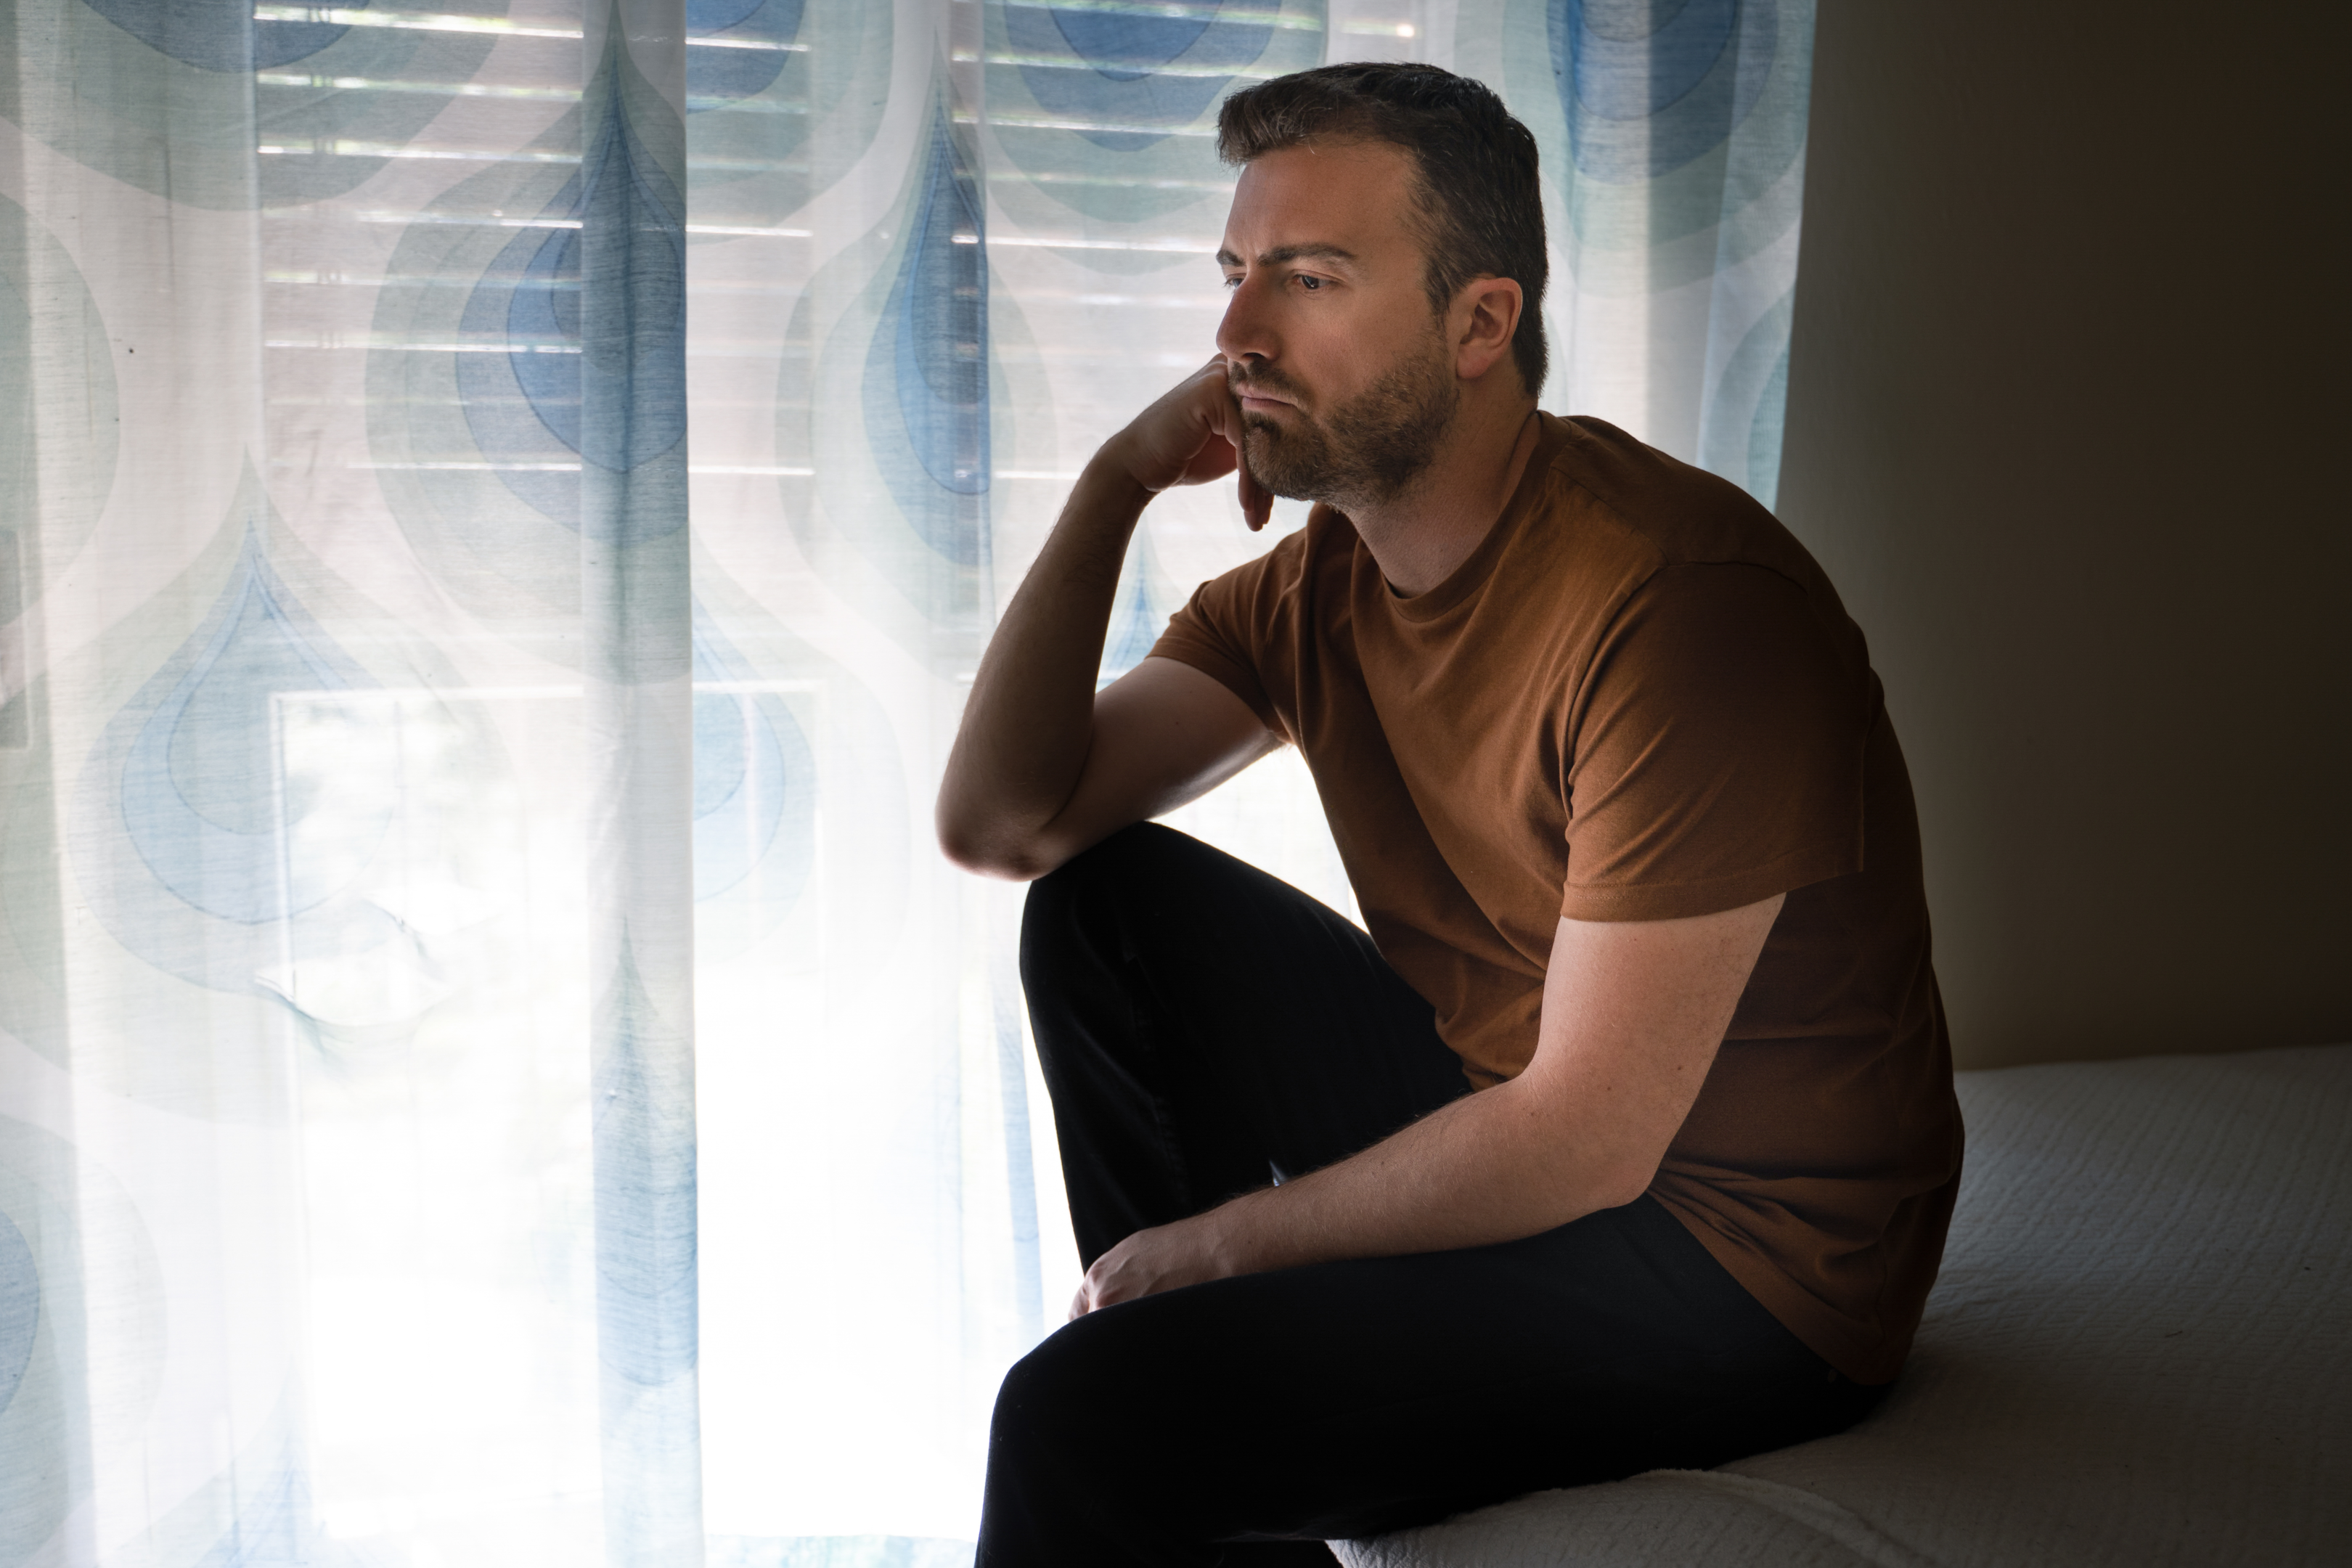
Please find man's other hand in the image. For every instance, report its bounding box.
[1069,1214,1230,1319]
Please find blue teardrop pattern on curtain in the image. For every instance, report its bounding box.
[254,3,513,208]
[980,0,1317,229]
[22,0,499,211]
[560,90,690,481]
[1050,4,1212,78]
[686,0,805,110]
[507,218,587,457]
[454,91,687,528]
[0,1208,35,1420]
[78,0,359,73]
[575,65,690,554]
[457,170,587,525]
[1006,1,1273,152]
[593,948,698,1390]
[864,106,991,567]
[1699,284,1797,507]
[1548,0,1779,181]
[0,192,118,625]
[682,0,895,236]
[691,618,814,910]
[0,1118,140,1549]
[117,528,387,927]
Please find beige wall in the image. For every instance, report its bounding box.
[1775,2,2349,1069]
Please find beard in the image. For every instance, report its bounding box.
[1233,330,1460,513]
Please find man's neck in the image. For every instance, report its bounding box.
[1342,399,1543,598]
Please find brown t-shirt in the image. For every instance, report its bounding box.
[1151,413,1963,1384]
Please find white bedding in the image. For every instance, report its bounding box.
[1334,1044,2352,1568]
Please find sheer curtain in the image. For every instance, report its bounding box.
[0,2,1813,1564]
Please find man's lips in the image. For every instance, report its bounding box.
[1233,384,1298,412]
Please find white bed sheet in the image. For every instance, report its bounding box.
[1334,1043,2352,1567]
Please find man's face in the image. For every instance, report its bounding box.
[1215,140,1459,510]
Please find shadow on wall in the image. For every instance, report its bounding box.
[1775,0,2351,1070]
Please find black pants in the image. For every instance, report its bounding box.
[976,825,1882,1567]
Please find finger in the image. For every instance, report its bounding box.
[1184,356,1228,401]
[1180,433,1242,487]
[1239,452,1270,532]
[1069,1283,1091,1321]
[1209,378,1272,531]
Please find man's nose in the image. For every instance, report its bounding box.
[1215,271,1275,367]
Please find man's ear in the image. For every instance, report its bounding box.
[1453,276,1524,384]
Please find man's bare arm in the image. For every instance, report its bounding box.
[1069,894,1784,1314]
[938,361,1277,881]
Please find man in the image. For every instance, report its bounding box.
[936,63,1962,1566]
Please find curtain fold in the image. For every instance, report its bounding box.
[575,9,701,1564]
[0,4,1816,1563]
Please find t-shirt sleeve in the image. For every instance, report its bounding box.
[1146,535,1301,739]
[1561,562,1868,923]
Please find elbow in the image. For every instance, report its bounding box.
[934,807,1060,883]
[942,842,1056,884]
[1591,1153,1663,1214]
[1593,1169,1655,1214]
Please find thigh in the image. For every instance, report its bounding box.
[992,1197,1881,1552]
[1023,824,1470,1225]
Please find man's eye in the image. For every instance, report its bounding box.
[1222,274,1242,289]
[1297,275,1323,291]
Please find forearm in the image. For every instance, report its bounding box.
[1199,1074,1649,1277]
[936,458,1151,874]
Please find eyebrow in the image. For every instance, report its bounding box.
[1216,242,1360,270]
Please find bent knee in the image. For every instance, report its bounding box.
[1018,822,1186,978]
[990,1318,1129,1448]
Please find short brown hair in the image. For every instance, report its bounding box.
[1217,63,1548,396]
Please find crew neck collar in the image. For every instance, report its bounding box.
[1376,412,1564,626]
